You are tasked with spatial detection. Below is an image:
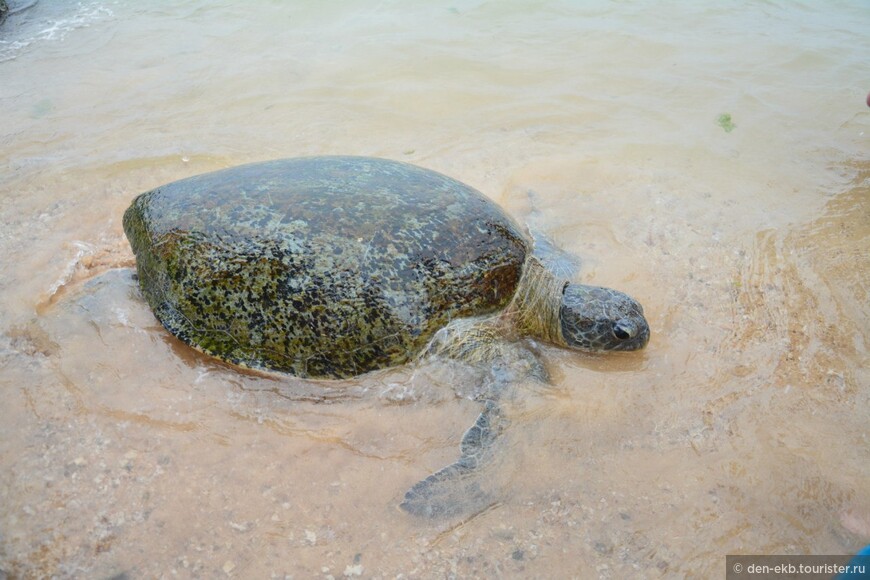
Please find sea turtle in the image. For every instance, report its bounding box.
[123,155,650,517]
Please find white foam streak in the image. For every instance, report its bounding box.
[0,2,113,62]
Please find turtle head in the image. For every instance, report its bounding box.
[559,284,650,351]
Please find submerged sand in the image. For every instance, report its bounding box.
[1,1,868,577]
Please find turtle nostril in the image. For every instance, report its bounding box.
[613,320,636,340]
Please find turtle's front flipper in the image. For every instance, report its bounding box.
[400,400,507,518]
[529,230,582,281]
[521,188,582,280]
[404,322,546,518]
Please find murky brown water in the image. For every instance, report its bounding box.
[1,1,868,577]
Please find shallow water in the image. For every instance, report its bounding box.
[1,1,869,577]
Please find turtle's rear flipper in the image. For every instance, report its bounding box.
[400,401,506,518]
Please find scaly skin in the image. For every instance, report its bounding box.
[560,284,650,351]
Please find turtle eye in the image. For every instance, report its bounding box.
[612,319,636,340]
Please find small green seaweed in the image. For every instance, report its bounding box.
[717,113,736,133]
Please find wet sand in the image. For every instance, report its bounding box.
[1,1,868,577]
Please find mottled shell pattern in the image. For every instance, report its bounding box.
[123,156,529,378]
